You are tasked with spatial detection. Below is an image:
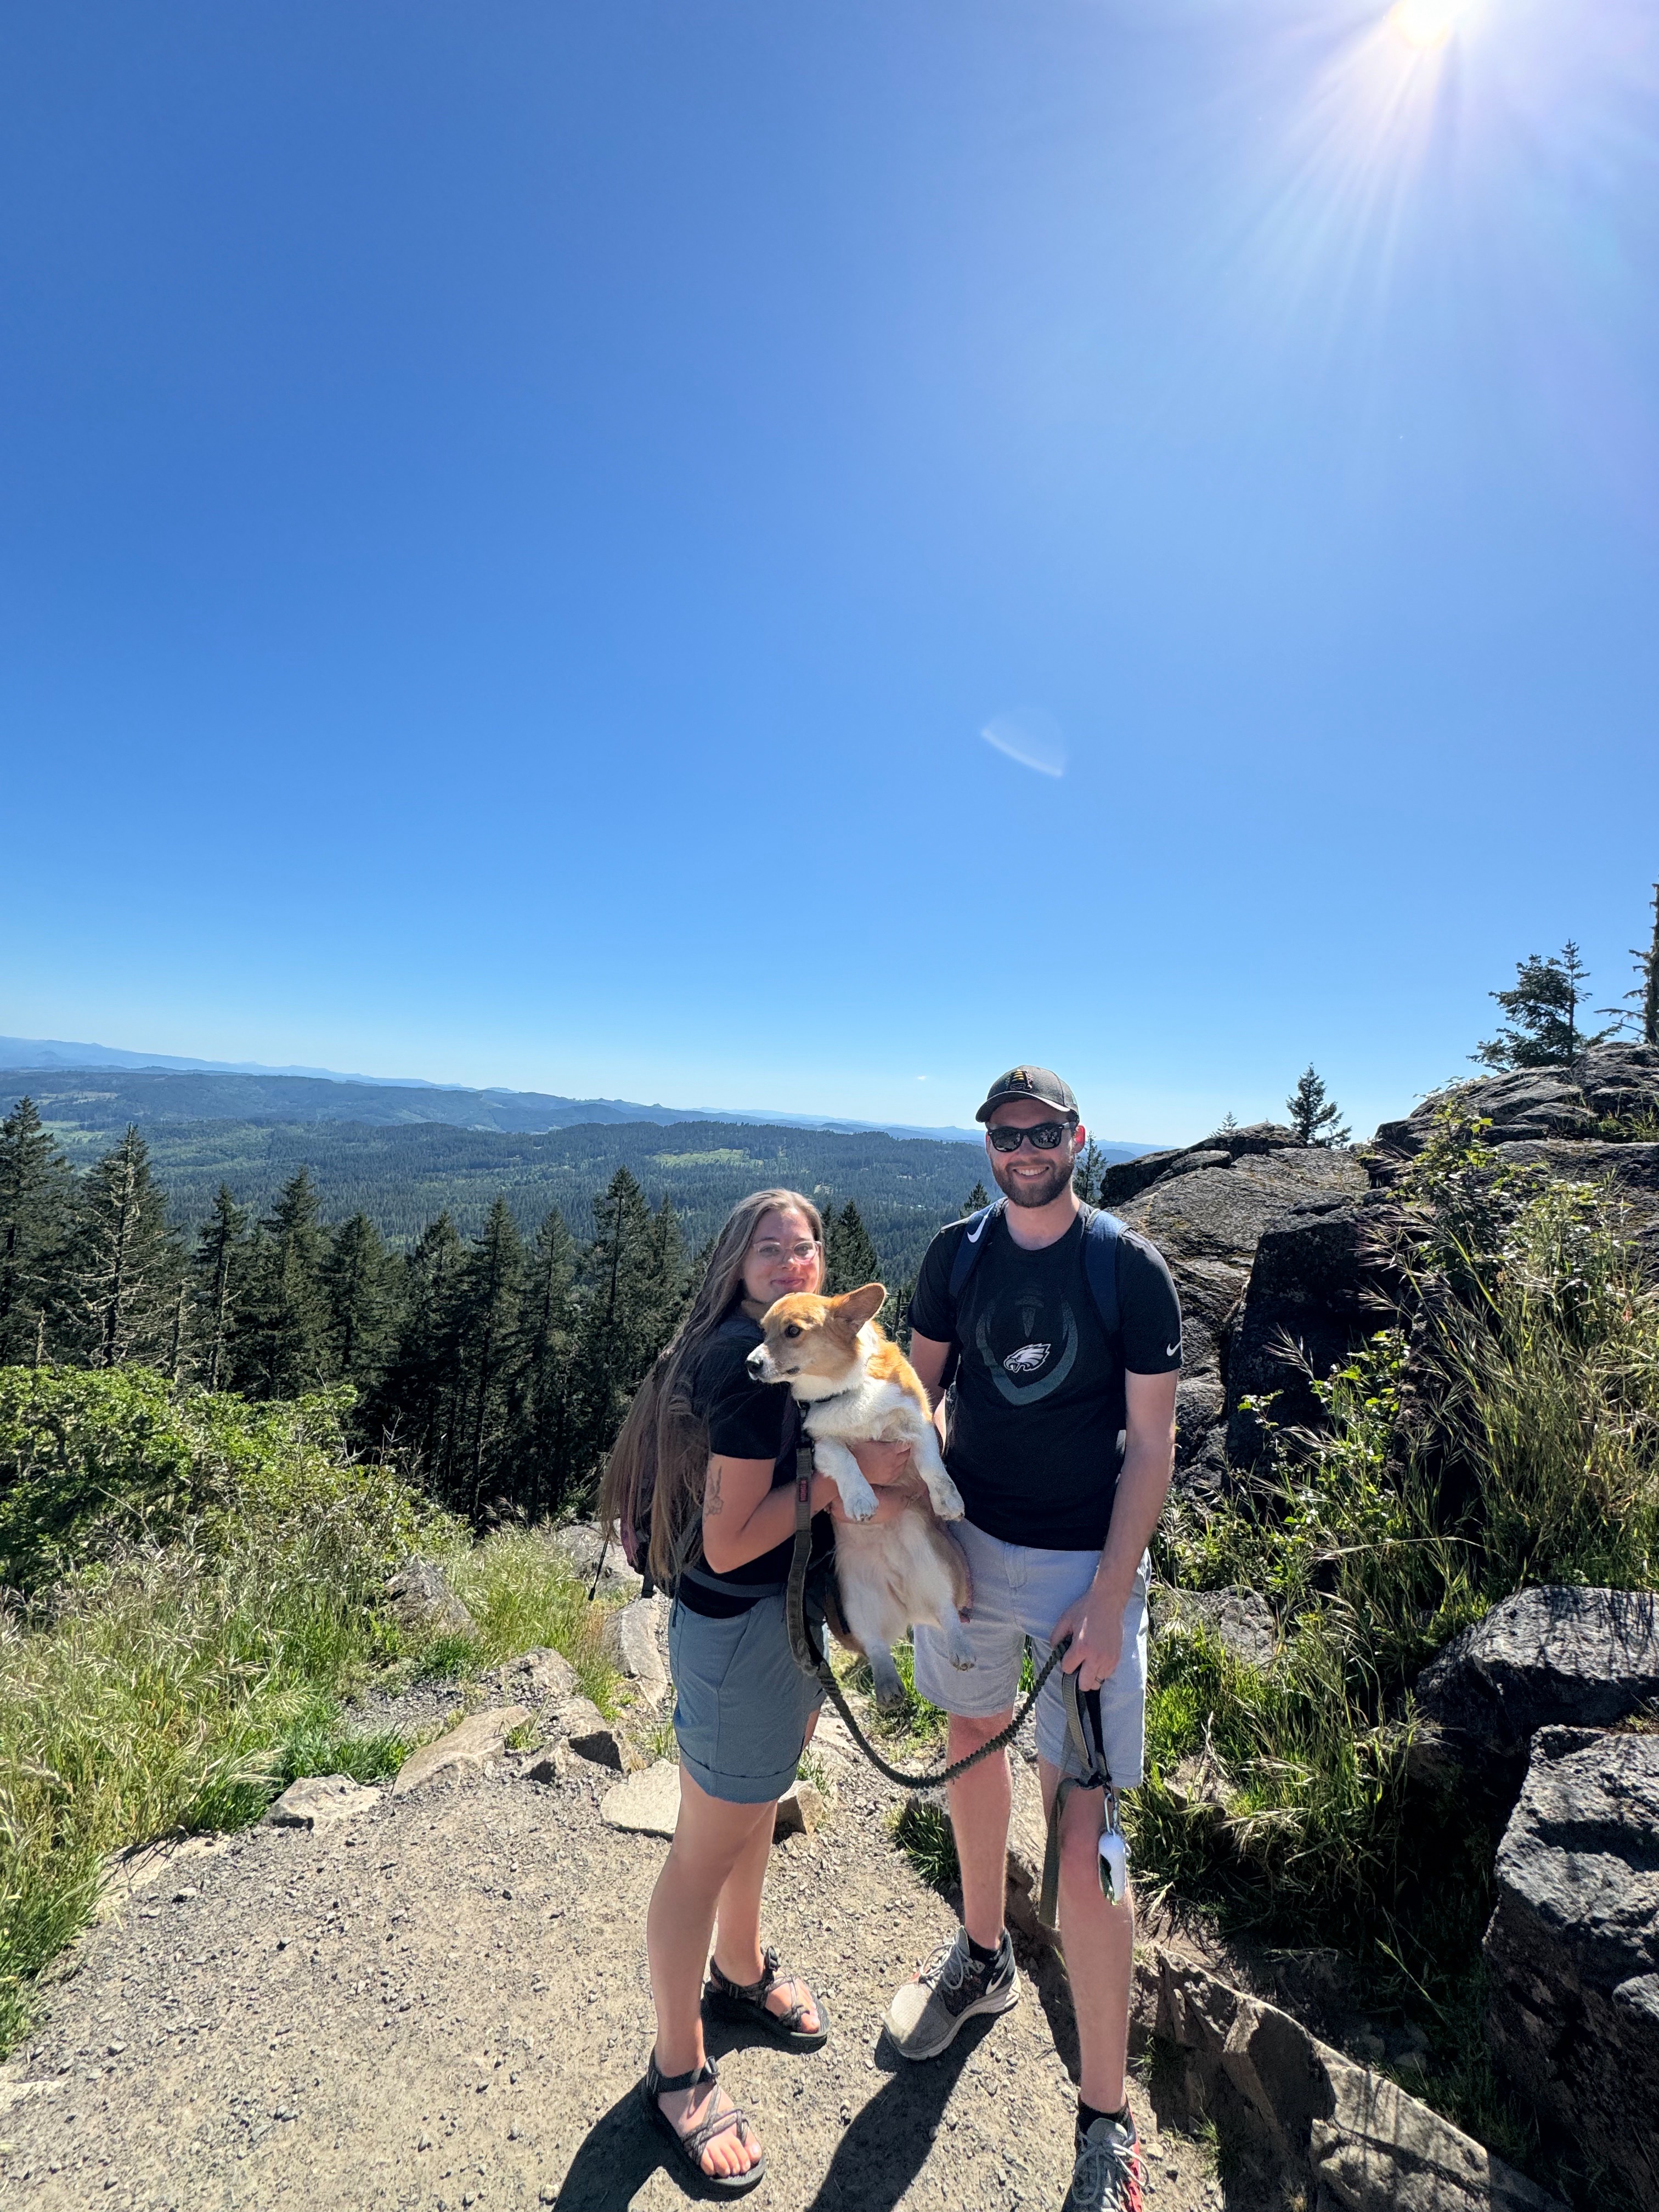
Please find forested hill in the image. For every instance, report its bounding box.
[3,1094,985,1278]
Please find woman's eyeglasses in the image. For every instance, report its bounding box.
[751,1239,820,1264]
[986,1120,1073,1154]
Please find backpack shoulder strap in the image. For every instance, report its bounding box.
[947,1199,1005,1305]
[1080,1204,1125,1339]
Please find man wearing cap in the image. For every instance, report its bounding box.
[882,1066,1181,2212]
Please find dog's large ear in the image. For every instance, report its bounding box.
[834,1282,887,1332]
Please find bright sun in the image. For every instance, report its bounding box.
[1389,0,1464,49]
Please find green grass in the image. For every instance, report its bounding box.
[891,1797,959,1892]
[0,1367,618,2056]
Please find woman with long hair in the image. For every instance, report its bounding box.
[599,1187,906,2192]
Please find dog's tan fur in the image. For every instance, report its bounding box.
[748,1283,975,1703]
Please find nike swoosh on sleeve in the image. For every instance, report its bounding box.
[1166,1342,1180,1357]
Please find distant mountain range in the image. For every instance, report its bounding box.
[0,1038,1158,1156]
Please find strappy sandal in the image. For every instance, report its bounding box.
[705,1946,831,2050]
[639,2051,766,2197]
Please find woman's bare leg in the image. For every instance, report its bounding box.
[646,1767,774,2179]
[710,1803,821,2034]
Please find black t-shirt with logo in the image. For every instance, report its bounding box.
[908,1210,1181,1551]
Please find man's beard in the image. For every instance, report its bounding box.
[991,1152,1075,1209]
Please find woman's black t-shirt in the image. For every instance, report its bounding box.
[679,1308,833,1616]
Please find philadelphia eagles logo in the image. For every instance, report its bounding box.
[1003,1343,1051,1375]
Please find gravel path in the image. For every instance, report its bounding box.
[0,1707,1246,2212]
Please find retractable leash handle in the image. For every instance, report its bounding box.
[1037,1667,1130,1928]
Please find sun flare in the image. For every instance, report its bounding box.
[1389,0,1463,49]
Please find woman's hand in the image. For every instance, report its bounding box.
[849,1439,912,1488]
[811,1438,914,1526]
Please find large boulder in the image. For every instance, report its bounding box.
[551,1521,645,1602]
[1224,1191,1398,1470]
[1410,1587,1659,1801]
[1370,1043,1659,1173]
[1485,1728,1659,2209]
[1111,1138,1367,1480]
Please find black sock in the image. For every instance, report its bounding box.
[965,1932,1001,1968]
[1077,2098,1130,2136]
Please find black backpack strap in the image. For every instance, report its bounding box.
[1080,1204,1125,1338]
[947,1199,1004,1302]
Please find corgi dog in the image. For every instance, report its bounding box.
[748,1282,976,1705]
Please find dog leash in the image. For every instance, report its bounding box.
[785,1452,1124,1925]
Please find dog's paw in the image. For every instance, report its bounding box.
[873,1668,907,1709]
[947,1641,977,1672]
[933,1480,966,1521]
[841,1477,878,1522]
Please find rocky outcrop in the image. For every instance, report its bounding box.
[384,1560,475,1640]
[1154,1584,1278,1670]
[1104,1127,1368,1480]
[1410,1586,1659,1802]
[550,1521,644,1601]
[1368,1045,1659,1257]
[1485,1728,1659,2209]
[1139,1950,1565,2212]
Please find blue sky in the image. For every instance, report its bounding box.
[2,0,1655,1146]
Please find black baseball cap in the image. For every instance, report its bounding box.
[975,1065,1079,1124]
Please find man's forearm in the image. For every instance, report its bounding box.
[1094,1437,1173,1599]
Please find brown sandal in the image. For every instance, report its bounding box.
[705,1946,831,2049]
[640,2051,766,2196]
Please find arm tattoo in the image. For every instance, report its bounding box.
[706,1465,724,1517]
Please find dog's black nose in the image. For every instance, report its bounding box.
[746,1348,765,1372]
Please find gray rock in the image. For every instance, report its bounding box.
[601,1760,681,1837]
[1485,1728,1659,2209]
[1411,1586,1659,1798]
[384,1560,476,1640]
[550,1521,644,1602]
[263,1775,383,1829]
[1224,1192,1397,1470]
[1155,1585,1278,1671]
[392,1706,530,1797]
[601,1594,670,1703]
[494,1645,580,1705]
[772,1782,824,1840]
[1144,1951,1564,2212]
[556,1697,627,1771]
[1370,1043,1659,1171]
[1100,1122,1305,1207]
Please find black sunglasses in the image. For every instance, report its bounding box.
[986,1119,1074,1153]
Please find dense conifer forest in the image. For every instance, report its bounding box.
[0,1095,969,1525]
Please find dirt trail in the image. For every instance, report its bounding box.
[0,1703,1240,2212]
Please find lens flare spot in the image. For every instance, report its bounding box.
[980,706,1066,779]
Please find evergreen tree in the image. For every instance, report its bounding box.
[515,1206,580,1520]
[236,1168,329,1397]
[825,1199,881,1293]
[71,1126,180,1368]
[456,1198,526,1515]
[320,1211,394,1387]
[960,1182,990,1216]
[192,1185,250,1392]
[1475,943,1613,1069]
[0,1097,72,1365]
[569,1170,679,1492]
[1285,1066,1350,1147]
[1612,882,1659,1047]
[1072,1143,1107,1206]
[368,1211,467,1480]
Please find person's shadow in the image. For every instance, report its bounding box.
[551,2017,992,2209]
[800,2018,989,2212]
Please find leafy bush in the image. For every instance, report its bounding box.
[0,1367,608,2055]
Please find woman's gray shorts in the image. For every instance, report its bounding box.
[668,1590,825,1805]
[911,1522,1150,1785]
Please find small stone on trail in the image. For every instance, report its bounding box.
[774,1783,824,1840]
[601,1761,681,1837]
[496,1646,578,1703]
[393,1707,531,1797]
[556,1700,627,1772]
[264,1774,383,1830]
[385,1558,476,1639]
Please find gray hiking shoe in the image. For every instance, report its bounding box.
[1062,2108,1143,2211]
[883,1927,1019,2061]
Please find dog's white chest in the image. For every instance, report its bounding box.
[804,1375,910,1442]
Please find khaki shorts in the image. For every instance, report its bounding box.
[911,1521,1149,1785]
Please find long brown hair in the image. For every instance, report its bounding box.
[597,1187,825,1583]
